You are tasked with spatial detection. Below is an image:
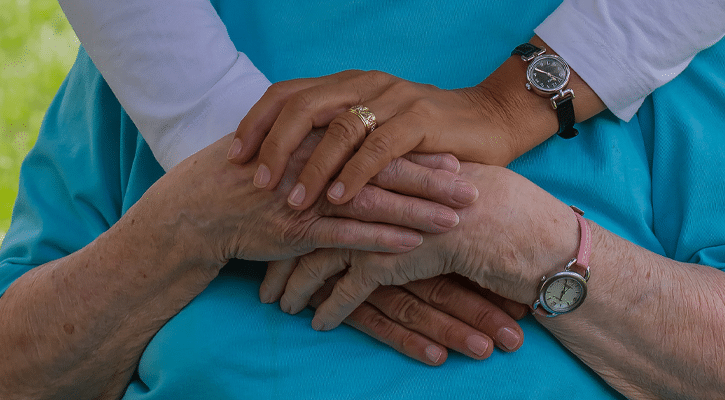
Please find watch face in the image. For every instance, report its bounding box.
[541,271,587,314]
[527,55,570,93]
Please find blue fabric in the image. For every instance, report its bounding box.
[2,0,725,398]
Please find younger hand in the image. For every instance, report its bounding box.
[227,70,516,210]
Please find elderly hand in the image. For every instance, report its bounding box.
[263,262,527,365]
[155,131,478,266]
[226,70,518,210]
[266,163,582,330]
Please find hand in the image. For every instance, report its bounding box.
[152,131,479,266]
[226,70,517,210]
[263,260,526,365]
[267,163,582,330]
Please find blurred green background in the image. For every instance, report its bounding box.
[0,0,78,245]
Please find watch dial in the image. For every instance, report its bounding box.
[544,276,584,313]
[529,56,568,91]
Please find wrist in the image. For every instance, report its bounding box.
[474,50,560,160]
[474,36,606,160]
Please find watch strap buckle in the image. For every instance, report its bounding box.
[551,89,575,109]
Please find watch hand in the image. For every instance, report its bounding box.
[557,285,567,301]
[534,68,562,81]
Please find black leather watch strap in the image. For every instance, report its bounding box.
[554,96,578,139]
[511,43,544,60]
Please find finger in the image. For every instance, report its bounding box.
[308,276,448,365]
[307,217,423,253]
[260,258,299,304]
[285,109,375,209]
[280,249,348,315]
[403,276,524,352]
[346,301,450,366]
[229,71,362,163]
[455,276,530,320]
[369,157,479,208]
[365,285,495,360]
[477,289,530,321]
[319,184,460,233]
[255,72,396,192]
[403,152,460,174]
[310,266,379,331]
[325,115,428,205]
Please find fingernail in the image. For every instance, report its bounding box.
[425,345,443,364]
[259,283,273,304]
[399,233,423,249]
[227,138,242,160]
[433,210,460,229]
[497,327,521,351]
[254,164,271,188]
[280,297,291,313]
[311,317,325,331]
[452,180,479,204]
[465,335,490,357]
[288,183,306,207]
[328,181,345,201]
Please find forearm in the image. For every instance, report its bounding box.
[539,223,725,399]
[0,199,222,399]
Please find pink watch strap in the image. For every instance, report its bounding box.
[571,206,591,271]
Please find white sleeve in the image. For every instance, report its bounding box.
[58,0,271,170]
[535,0,725,121]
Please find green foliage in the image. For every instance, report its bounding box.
[0,0,78,245]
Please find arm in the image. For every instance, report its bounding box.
[0,131,484,398]
[57,0,271,170]
[274,163,725,399]
[0,126,504,398]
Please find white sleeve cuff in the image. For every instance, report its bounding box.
[535,0,725,122]
[153,53,271,171]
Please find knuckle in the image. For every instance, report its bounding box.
[348,136,394,177]
[426,278,457,307]
[469,306,499,330]
[287,90,317,113]
[409,98,437,119]
[296,256,326,284]
[399,201,418,225]
[301,156,332,182]
[260,132,287,154]
[399,331,419,354]
[265,81,290,98]
[388,80,416,98]
[327,116,365,144]
[364,133,395,158]
[363,70,392,86]
[416,168,435,195]
[394,295,426,325]
[437,323,459,345]
[375,157,406,185]
[361,312,398,339]
[333,280,362,305]
[347,186,380,216]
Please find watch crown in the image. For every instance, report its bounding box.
[525,82,532,91]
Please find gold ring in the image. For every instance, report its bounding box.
[348,105,377,134]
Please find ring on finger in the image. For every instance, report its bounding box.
[348,105,377,134]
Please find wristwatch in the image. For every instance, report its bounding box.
[532,207,591,317]
[511,43,578,139]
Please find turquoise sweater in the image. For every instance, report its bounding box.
[2,1,724,398]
